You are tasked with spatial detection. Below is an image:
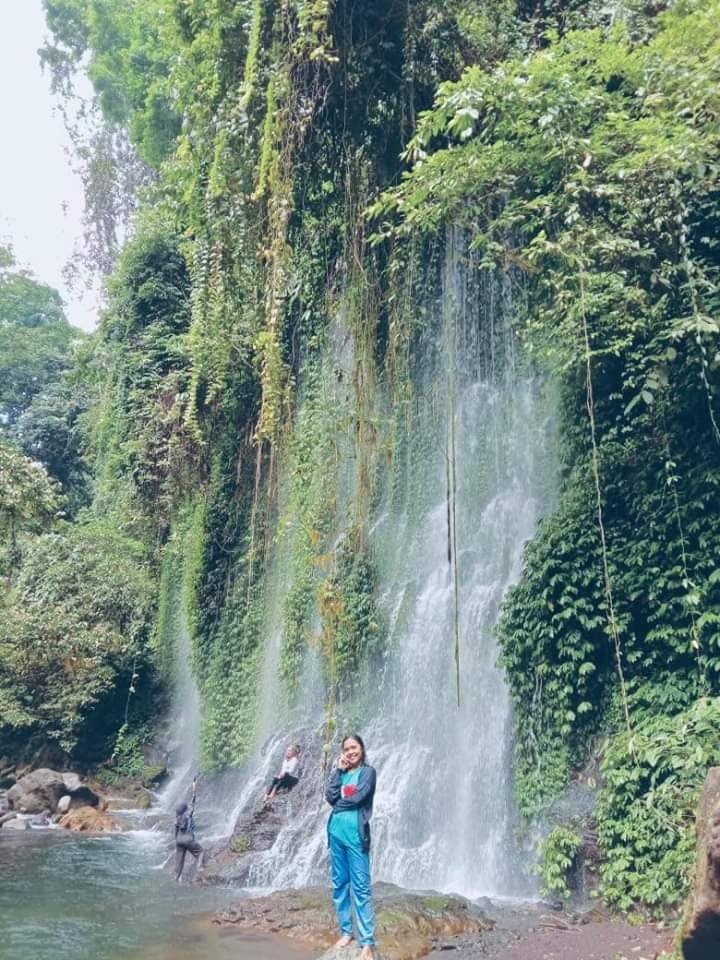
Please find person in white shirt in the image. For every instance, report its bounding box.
[264,745,301,802]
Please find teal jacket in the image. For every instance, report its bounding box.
[325,764,376,853]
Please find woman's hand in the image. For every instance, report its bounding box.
[336,755,348,770]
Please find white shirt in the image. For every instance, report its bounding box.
[280,755,299,778]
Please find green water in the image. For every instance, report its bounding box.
[0,828,312,960]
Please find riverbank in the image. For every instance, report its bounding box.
[214,885,675,960]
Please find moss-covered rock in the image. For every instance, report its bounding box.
[215,884,492,960]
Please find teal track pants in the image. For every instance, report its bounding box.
[329,833,376,946]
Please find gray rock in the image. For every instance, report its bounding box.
[3,816,30,831]
[62,773,82,793]
[29,811,51,827]
[0,811,17,827]
[57,795,72,815]
[7,769,66,814]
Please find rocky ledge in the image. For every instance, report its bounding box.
[214,883,492,960]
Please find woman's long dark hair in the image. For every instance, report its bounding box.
[341,733,366,764]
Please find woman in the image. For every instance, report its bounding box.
[325,734,377,959]
[264,744,301,802]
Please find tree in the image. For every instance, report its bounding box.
[16,380,91,511]
[0,441,60,566]
[0,521,155,758]
[0,246,80,428]
[42,0,182,167]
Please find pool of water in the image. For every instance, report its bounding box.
[0,826,313,960]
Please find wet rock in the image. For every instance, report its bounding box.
[134,788,153,810]
[201,727,326,884]
[141,764,168,788]
[3,816,30,831]
[681,766,720,960]
[7,769,66,814]
[58,805,118,832]
[214,883,492,960]
[0,811,17,827]
[29,810,51,826]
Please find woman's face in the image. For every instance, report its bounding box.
[342,738,363,768]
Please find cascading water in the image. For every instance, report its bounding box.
[207,236,556,898]
[367,241,555,897]
[160,581,202,812]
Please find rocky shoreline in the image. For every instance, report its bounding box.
[0,767,123,832]
[212,884,675,960]
[215,884,492,960]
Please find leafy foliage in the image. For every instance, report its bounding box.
[0,441,61,567]
[0,521,154,758]
[537,824,583,900]
[0,246,79,429]
[597,698,720,912]
[42,0,181,167]
[16,380,91,512]
[90,215,197,528]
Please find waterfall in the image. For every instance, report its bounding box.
[204,236,556,898]
[158,576,201,812]
[366,251,553,897]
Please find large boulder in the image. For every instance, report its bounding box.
[7,769,66,814]
[681,766,720,960]
[61,773,100,808]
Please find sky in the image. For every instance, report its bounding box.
[0,1,99,331]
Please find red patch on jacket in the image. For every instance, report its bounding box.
[341,784,357,798]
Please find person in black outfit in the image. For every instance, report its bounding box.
[174,800,202,881]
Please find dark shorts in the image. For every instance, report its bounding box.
[271,773,299,792]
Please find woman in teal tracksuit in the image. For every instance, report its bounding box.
[325,734,377,959]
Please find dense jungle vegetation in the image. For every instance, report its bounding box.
[1,0,719,919]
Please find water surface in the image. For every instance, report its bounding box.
[0,827,312,960]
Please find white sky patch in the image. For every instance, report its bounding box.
[0,0,100,331]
